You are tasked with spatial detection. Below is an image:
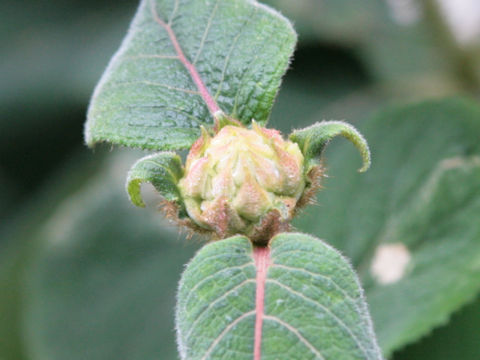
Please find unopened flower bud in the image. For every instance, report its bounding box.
[178,122,305,243]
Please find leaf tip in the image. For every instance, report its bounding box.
[126,177,147,208]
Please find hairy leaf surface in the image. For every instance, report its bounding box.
[86,0,296,150]
[176,233,383,360]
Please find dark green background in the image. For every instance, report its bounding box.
[1,0,479,359]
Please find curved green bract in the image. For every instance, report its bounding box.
[176,233,383,360]
[290,121,371,173]
[126,152,184,208]
[85,0,297,150]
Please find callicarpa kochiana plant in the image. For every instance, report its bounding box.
[85,0,383,359]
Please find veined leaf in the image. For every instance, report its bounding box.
[86,0,296,150]
[176,233,383,360]
[295,97,480,355]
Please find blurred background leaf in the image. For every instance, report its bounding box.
[0,151,106,360]
[394,295,480,360]
[294,97,480,356]
[22,153,199,360]
[266,0,480,93]
[1,0,480,359]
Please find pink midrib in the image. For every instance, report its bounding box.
[253,246,271,360]
[150,1,220,116]
[152,4,269,357]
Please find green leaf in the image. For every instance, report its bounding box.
[0,151,107,360]
[294,97,480,355]
[290,121,371,173]
[86,0,296,150]
[126,151,184,208]
[0,244,28,360]
[0,171,17,220]
[394,296,480,360]
[176,233,383,360]
[23,154,200,360]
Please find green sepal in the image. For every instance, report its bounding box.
[126,152,185,211]
[289,121,371,173]
[214,111,244,131]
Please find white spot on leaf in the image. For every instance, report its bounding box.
[371,243,411,284]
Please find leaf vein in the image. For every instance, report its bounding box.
[200,310,256,360]
[193,0,220,65]
[109,80,200,95]
[120,104,207,126]
[270,264,356,302]
[267,279,369,358]
[231,10,263,118]
[150,0,220,115]
[214,7,256,100]
[168,0,180,25]
[263,315,325,359]
[185,278,256,339]
[182,262,254,306]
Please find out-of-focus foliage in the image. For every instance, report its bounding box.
[265,0,480,92]
[22,153,199,360]
[395,296,480,360]
[0,152,106,360]
[1,0,479,359]
[295,98,480,355]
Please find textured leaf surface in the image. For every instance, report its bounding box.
[23,154,199,360]
[86,0,296,150]
[176,233,382,360]
[126,151,184,207]
[294,97,480,355]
